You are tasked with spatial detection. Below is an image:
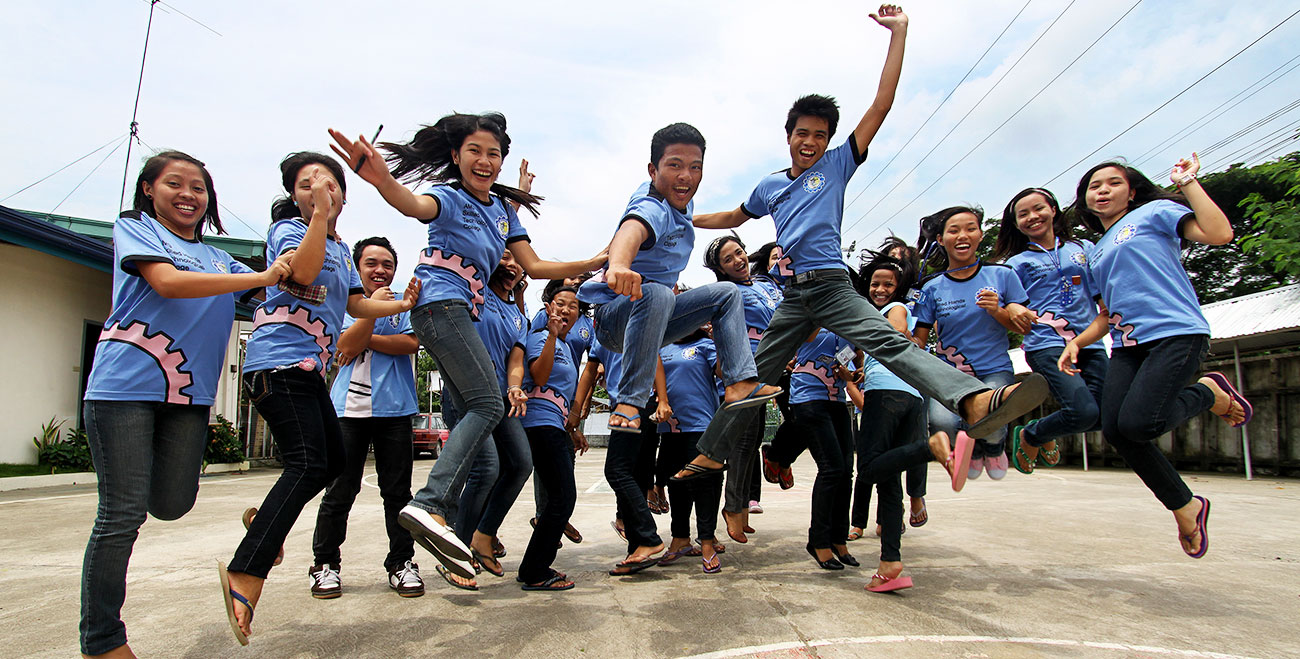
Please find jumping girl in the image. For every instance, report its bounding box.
[80,151,290,659]
[329,114,603,581]
[1060,155,1249,558]
[993,188,1106,474]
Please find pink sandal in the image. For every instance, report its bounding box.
[866,572,913,593]
[945,432,975,492]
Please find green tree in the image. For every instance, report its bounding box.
[416,348,440,413]
[1238,152,1300,280]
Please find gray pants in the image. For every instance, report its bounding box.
[697,270,987,468]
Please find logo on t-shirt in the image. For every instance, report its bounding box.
[513,316,523,330]
[681,347,697,360]
[803,172,827,194]
[579,327,591,340]
[1070,251,1087,266]
[388,316,401,330]
[976,286,998,302]
[496,218,510,236]
[1114,224,1138,245]
[211,259,227,273]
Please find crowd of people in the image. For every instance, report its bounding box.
[74,6,1254,656]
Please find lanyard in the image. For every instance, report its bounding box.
[1030,239,1078,307]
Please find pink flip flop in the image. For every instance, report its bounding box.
[866,573,913,593]
[946,431,975,492]
[1204,372,1252,428]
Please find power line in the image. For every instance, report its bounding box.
[1,134,128,203]
[136,137,263,238]
[119,0,160,212]
[1041,7,1300,188]
[51,137,130,214]
[842,0,1035,214]
[138,0,223,36]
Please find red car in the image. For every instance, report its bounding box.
[412,413,449,458]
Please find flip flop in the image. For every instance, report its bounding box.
[865,572,913,593]
[1181,495,1211,559]
[473,549,504,577]
[945,431,974,492]
[217,561,251,646]
[492,537,507,558]
[721,510,749,544]
[909,501,928,528]
[1038,439,1061,467]
[610,520,627,542]
[521,575,575,591]
[1204,372,1253,428]
[608,410,641,431]
[670,462,726,483]
[847,527,864,541]
[719,383,782,412]
[241,507,283,566]
[563,523,583,544]
[1010,425,1035,475]
[658,547,694,566]
[435,564,479,591]
[966,374,1049,440]
[398,506,476,580]
[761,446,781,484]
[608,556,660,576]
[702,552,721,574]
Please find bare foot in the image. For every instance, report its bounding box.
[610,403,641,429]
[225,571,264,640]
[84,644,137,659]
[1199,377,1245,425]
[721,509,749,543]
[673,454,724,480]
[445,569,478,589]
[928,432,951,465]
[1174,497,1206,554]
[723,380,782,405]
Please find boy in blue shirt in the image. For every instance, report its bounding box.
[678,6,1049,518]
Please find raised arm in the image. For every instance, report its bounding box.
[509,240,607,281]
[329,128,440,221]
[853,5,909,151]
[347,278,421,319]
[693,206,752,230]
[1170,153,1233,245]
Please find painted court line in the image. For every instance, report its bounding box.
[682,635,1256,659]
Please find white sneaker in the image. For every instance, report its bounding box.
[748,500,764,514]
[308,564,341,599]
[388,560,425,598]
[398,504,475,579]
[986,452,1009,480]
[967,456,985,480]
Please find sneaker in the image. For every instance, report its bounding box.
[398,504,475,579]
[388,560,425,598]
[308,564,341,599]
[986,452,1009,480]
[748,500,763,514]
[967,456,985,480]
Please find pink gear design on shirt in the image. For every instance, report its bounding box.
[664,415,681,433]
[525,385,571,419]
[420,248,485,317]
[747,327,764,342]
[934,339,975,375]
[252,306,333,372]
[1036,311,1077,342]
[775,255,794,277]
[793,361,839,398]
[99,321,194,404]
[1108,312,1138,347]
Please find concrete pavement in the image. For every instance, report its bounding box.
[2,451,1297,658]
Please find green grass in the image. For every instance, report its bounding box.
[0,463,54,478]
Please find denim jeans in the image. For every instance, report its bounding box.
[456,413,532,545]
[1023,348,1107,447]
[408,300,504,520]
[605,428,663,551]
[231,368,344,578]
[665,432,721,541]
[853,390,929,562]
[518,425,576,584]
[929,370,1016,459]
[793,400,853,548]
[696,271,987,463]
[312,415,415,572]
[80,400,209,655]
[1103,335,1214,510]
[593,281,757,408]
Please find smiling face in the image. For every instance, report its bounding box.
[548,290,580,337]
[291,164,343,221]
[940,212,983,267]
[648,143,704,211]
[718,240,749,282]
[357,244,396,296]
[453,129,503,202]
[867,267,899,308]
[1085,166,1133,225]
[141,160,208,239]
[787,115,830,174]
[1014,192,1057,246]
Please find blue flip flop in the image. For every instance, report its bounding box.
[719,383,781,412]
[607,410,640,431]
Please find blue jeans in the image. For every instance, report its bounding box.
[312,415,415,572]
[519,425,576,583]
[793,400,853,548]
[593,281,756,408]
[80,400,209,655]
[1103,335,1213,510]
[456,412,532,545]
[408,300,503,520]
[1023,348,1107,447]
[929,370,1016,459]
[232,368,344,578]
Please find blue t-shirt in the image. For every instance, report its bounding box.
[738,278,783,351]
[244,219,363,374]
[861,302,920,399]
[521,329,578,429]
[741,136,866,276]
[329,311,417,417]
[915,263,1027,377]
[476,291,528,395]
[657,338,718,433]
[790,329,852,404]
[1006,239,1104,352]
[588,338,624,406]
[1085,199,1210,346]
[579,182,694,305]
[531,310,594,362]
[85,211,255,406]
[416,182,530,318]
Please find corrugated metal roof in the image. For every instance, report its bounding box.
[1202,283,1300,341]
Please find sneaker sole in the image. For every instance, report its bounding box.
[311,589,341,600]
[398,510,475,580]
[391,586,425,598]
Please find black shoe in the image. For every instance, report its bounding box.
[832,549,860,567]
[805,543,843,570]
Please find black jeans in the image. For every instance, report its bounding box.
[519,425,576,583]
[232,368,344,578]
[853,390,930,562]
[1102,335,1214,510]
[606,425,663,552]
[665,432,721,541]
[724,405,767,513]
[312,415,415,572]
[794,400,852,548]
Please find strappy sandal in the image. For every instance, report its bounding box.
[1038,440,1061,467]
[217,561,252,646]
[1010,425,1036,475]
[521,575,574,591]
[965,374,1049,440]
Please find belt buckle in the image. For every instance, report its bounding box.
[792,270,815,285]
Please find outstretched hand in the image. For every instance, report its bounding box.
[328,128,391,188]
[870,4,908,30]
[1171,152,1201,185]
[517,159,536,194]
[400,277,422,310]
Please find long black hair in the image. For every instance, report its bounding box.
[991,187,1079,262]
[1069,160,1185,234]
[380,112,543,217]
[856,252,917,307]
[132,150,224,237]
[916,205,984,273]
[748,241,781,279]
[271,152,348,221]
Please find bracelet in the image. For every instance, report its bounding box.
[1174,172,1197,187]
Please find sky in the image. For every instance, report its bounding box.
[3,0,1298,311]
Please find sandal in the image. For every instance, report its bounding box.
[473,549,504,577]
[608,410,641,431]
[1010,425,1036,475]
[492,537,507,558]
[670,461,726,483]
[1038,440,1061,467]
[865,572,913,593]
[435,564,479,591]
[562,523,583,544]
[719,382,782,412]
[702,552,721,574]
[943,431,974,492]
[965,374,1049,440]
[909,500,928,528]
[521,575,574,591]
[241,507,283,567]
[217,561,252,646]
[847,527,864,541]
[1181,495,1211,559]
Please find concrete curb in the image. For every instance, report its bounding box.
[0,471,96,492]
